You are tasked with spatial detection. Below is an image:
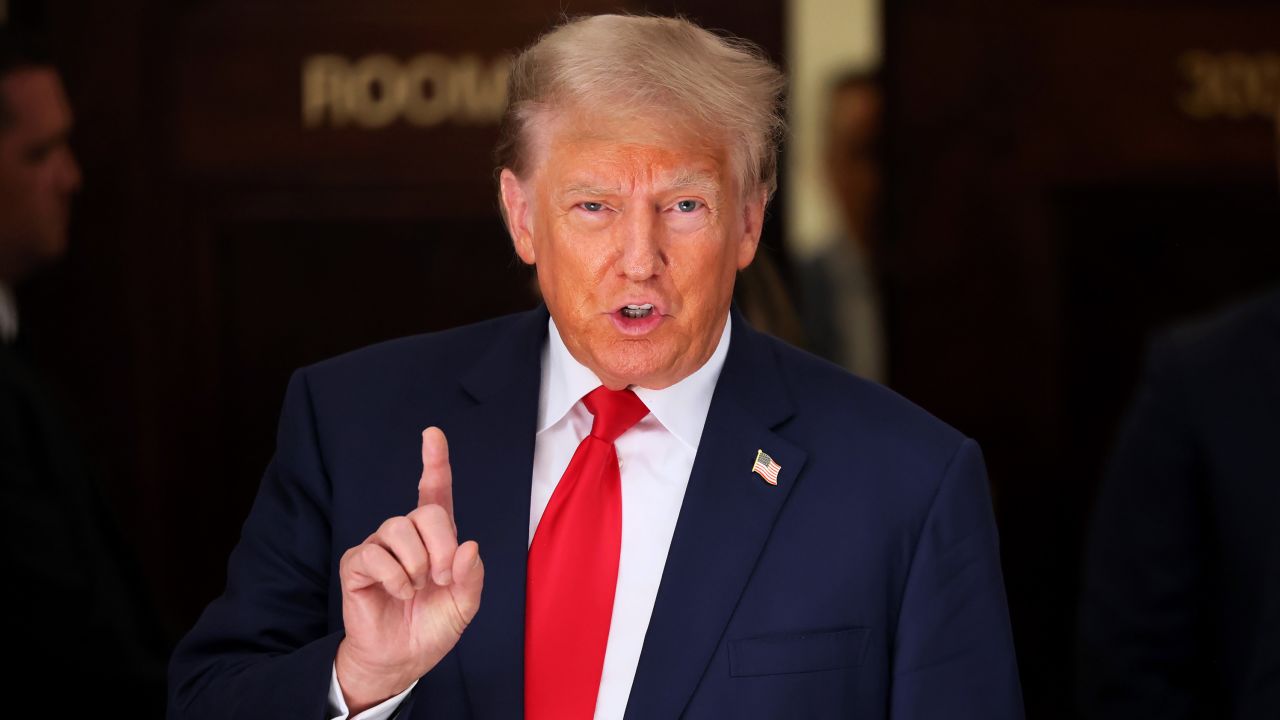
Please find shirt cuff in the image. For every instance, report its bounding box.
[327,662,417,720]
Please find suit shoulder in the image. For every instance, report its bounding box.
[757,335,979,524]
[1151,287,1280,377]
[765,335,968,465]
[295,311,533,400]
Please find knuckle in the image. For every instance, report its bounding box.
[360,543,388,566]
[403,555,428,578]
[342,543,368,566]
[411,504,449,528]
[379,515,410,536]
[424,504,450,524]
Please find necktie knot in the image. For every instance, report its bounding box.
[582,386,649,443]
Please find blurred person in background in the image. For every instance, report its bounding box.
[798,69,888,383]
[0,27,167,714]
[733,250,807,348]
[1076,109,1280,719]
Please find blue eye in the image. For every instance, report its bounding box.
[581,202,604,212]
[675,199,702,213]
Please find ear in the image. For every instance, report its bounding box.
[500,168,537,265]
[735,188,768,270]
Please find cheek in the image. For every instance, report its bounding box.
[670,237,738,302]
[0,169,34,200]
[536,227,612,308]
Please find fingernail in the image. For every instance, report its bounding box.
[436,571,452,586]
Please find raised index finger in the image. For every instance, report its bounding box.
[419,427,455,525]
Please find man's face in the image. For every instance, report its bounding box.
[0,67,80,282]
[501,108,765,390]
[826,82,882,239]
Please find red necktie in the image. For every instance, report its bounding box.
[525,386,650,720]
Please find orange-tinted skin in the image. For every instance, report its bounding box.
[501,110,766,390]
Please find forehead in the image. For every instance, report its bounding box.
[1,67,72,134]
[530,105,732,189]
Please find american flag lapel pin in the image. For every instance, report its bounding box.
[751,449,781,486]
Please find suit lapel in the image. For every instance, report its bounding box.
[443,306,548,720]
[624,311,808,719]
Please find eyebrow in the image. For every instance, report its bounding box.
[562,182,620,197]
[560,170,722,198]
[667,169,721,195]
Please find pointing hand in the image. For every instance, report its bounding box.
[334,427,484,714]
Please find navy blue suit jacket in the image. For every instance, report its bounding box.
[170,306,1023,719]
[1078,289,1280,719]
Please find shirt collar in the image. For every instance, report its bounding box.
[537,314,732,451]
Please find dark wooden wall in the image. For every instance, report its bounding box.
[884,2,1280,718]
[23,0,1280,716]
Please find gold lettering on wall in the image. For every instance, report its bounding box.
[1178,51,1280,120]
[302,53,511,129]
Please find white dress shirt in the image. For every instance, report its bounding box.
[329,314,731,720]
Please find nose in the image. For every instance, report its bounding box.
[58,146,82,193]
[615,204,665,281]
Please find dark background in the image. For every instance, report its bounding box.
[11,1,1280,718]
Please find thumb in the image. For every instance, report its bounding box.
[449,540,484,623]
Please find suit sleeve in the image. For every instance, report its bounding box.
[168,369,346,719]
[890,438,1024,719]
[1076,339,1208,719]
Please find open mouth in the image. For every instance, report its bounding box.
[619,303,655,319]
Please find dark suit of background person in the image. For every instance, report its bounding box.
[0,335,168,714]
[797,71,888,383]
[0,29,167,714]
[1078,288,1280,719]
[168,305,1024,719]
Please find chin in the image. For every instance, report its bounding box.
[596,342,675,388]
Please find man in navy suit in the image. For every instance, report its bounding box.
[1077,288,1280,718]
[170,14,1022,719]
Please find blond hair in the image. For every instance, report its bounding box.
[495,14,787,200]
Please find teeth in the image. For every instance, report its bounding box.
[621,304,654,319]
